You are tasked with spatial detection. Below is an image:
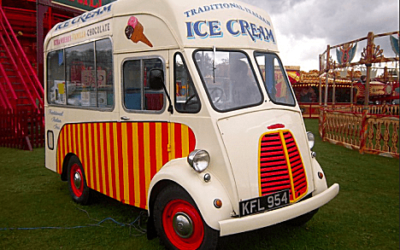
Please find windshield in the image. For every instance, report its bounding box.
[194,50,263,112]
[254,52,296,106]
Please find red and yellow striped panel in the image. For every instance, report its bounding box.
[57,122,196,209]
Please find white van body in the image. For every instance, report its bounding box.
[44,0,339,248]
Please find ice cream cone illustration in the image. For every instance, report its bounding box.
[125,16,153,47]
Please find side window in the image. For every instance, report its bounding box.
[66,43,95,107]
[174,53,200,113]
[254,52,295,106]
[123,58,165,111]
[95,39,114,108]
[47,50,66,105]
[123,60,141,109]
[46,38,114,109]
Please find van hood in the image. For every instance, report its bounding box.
[217,109,315,203]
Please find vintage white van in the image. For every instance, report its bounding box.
[44,0,339,249]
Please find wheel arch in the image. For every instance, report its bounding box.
[147,179,180,240]
[61,153,77,181]
[310,157,328,196]
[148,179,176,215]
[147,159,233,232]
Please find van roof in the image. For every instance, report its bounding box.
[45,0,279,52]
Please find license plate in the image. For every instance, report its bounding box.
[239,189,290,217]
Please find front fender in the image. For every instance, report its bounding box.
[148,158,233,231]
[310,156,328,196]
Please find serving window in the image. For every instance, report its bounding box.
[46,38,114,109]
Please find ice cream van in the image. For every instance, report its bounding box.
[44,0,339,249]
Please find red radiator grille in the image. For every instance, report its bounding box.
[259,131,308,202]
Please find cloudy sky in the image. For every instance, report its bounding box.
[240,0,399,71]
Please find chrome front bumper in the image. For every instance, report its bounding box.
[219,183,339,236]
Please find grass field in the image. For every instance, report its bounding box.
[0,119,398,250]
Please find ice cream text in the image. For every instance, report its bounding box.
[186,19,275,43]
[55,4,112,31]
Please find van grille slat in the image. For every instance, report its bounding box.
[259,131,308,202]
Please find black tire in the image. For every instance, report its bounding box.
[286,209,319,227]
[67,156,91,205]
[153,184,219,250]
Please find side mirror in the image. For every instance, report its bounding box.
[148,68,174,114]
[148,69,164,90]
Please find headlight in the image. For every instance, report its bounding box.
[187,149,210,173]
[307,131,315,150]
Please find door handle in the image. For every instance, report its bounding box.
[121,116,130,121]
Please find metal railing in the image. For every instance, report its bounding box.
[0,108,44,150]
[0,6,43,111]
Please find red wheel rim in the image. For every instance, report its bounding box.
[70,164,84,197]
[162,199,204,250]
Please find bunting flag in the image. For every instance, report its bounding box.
[336,43,357,65]
[390,35,399,56]
[287,70,300,84]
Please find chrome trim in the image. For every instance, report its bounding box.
[187,149,210,173]
[204,173,211,182]
[311,151,317,158]
[307,131,315,149]
[173,212,194,238]
[73,171,82,190]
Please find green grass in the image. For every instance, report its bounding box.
[0,119,398,249]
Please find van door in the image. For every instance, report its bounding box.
[113,51,171,208]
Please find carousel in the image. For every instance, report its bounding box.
[317,31,399,158]
[288,68,355,118]
[288,67,399,118]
